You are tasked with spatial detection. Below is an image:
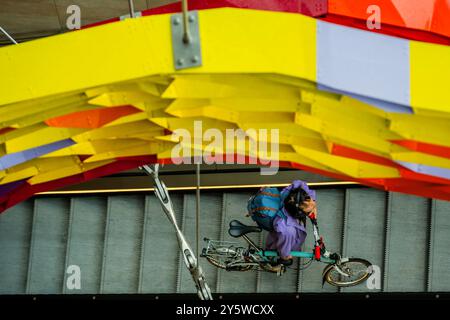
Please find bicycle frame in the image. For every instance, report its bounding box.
[238,231,336,266]
[236,215,337,265]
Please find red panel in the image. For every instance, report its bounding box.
[331,143,402,169]
[375,179,450,201]
[81,0,449,45]
[390,140,450,159]
[321,14,450,46]
[143,0,327,17]
[399,168,450,185]
[0,127,16,135]
[0,155,157,214]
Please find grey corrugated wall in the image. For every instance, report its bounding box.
[0,188,449,294]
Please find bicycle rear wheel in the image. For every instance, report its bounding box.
[323,258,372,287]
[204,247,253,271]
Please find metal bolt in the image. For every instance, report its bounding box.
[173,17,181,25]
[177,58,184,66]
[191,56,199,64]
[188,15,195,23]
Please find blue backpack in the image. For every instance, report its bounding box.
[247,187,286,231]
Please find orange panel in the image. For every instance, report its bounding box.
[45,105,141,128]
[328,0,450,38]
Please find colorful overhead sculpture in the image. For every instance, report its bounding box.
[0,1,449,213]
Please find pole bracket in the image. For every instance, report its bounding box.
[171,11,202,70]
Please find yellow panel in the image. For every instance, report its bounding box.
[84,141,171,163]
[88,90,160,107]
[196,8,316,80]
[410,40,450,114]
[1,156,80,185]
[278,152,341,174]
[391,151,450,169]
[0,167,38,185]
[0,8,316,106]
[103,112,148,126]
[0,94,87,124]
[7,104,96,129]
[294,146,400,178]
[40,138,151,157]
[5,127,85,153]
[389,114,450,147]
[28,159,113,185]
[72,120,162,142]
[41,142,96,157]
[162,75,302,99]
[0,14,173,106]
[0,123,48,144]
[150,117,239,132]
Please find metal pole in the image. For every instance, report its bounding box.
[128,0,136,18]
[0,26,18,44]
[196,162,201,263]
[181,0,191,44]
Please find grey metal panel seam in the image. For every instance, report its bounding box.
[382,192,392,292]
[99,196,111,294]
[338,189,350,293]
[255,214,263,293]
[215,193,228,293]
[427,199,437,292]
[25,198,38,294]
[175,194,188,293]
[137,195,150,294]
[296,244,304,293]
[62,198,75,294]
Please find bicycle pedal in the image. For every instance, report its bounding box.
[276,266,286,277]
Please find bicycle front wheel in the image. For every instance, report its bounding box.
[323,258,372,287]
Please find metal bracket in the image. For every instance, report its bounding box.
[171,11,202,70]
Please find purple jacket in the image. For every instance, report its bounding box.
[265,180,314,258]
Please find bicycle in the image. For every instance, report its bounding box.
[201,217,373,287]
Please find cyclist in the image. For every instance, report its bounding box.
[265,180,317,273]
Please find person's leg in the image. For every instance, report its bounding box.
[276,226,297,260]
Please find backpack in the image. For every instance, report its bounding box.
[247,187,286,231]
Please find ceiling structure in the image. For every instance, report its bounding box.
[0,0,177,44]
[0,1,449,213]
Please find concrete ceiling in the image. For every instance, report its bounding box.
[0,0,178,44]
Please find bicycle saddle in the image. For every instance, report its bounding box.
[228,220,262,238]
